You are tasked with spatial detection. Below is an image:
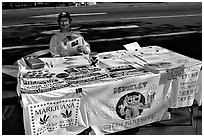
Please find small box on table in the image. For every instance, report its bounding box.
[24,56,45,69]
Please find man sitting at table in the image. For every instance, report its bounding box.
[50,11,91,57]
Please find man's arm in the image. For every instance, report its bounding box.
[81,38,91,54]
[50,36,61,57]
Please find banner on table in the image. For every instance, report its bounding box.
[169,64,202,108]
[82,74,172,134]
[194,70,202,106]
[21,87,89,135]
[90,101,170,135]
[28,98,80,135]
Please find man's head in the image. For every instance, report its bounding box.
[57,12,72,31]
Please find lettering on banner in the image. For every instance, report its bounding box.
[28,98,80,135]
[146,84,157,107]
[113,82,148,94]
[103,113,157,132]
[177,67,201,102]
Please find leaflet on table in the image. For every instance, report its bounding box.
[114,50,146,66]
[135,54,165,64]
[98,51,131,67]
[98,50,126,60]
[164,54,202,68]
[139,46,169,55]
[127,46,169,63]
[157,50,186,60]
[143,60,185,81]
[107,67,152,80]
[98,59,150,79]
[122,44,168,60]
[152,48,202,67]
[99,58,130,67]
[123,42,141,52]
[162,55,201,81]
[98,50,146,67]
[41,56,90,68]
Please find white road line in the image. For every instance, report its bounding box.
[2,44,49,50]
[2,31,201,50]
[2,14,201,28]
[81,25,139,31]
[3,13,107,28]
[29,12,107,18]
[40,27,80,34]
[40,25,139,34]
[3,23,46,28]
[75,14,202,23]
[40,29,59,34]
[89,31,201,42]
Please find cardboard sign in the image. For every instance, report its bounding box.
[166,65,184,80]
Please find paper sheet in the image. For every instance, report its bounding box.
[123,42,141,52]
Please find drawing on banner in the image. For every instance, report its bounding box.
[116,92,145,120]
[61,110,72,118]
[147,84,157,107]
[39,114,50,125]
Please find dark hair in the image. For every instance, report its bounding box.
[57,12,72,23]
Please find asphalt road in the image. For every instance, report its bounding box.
[2,2,201,26]
[2,2,202,65]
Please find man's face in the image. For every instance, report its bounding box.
[59,17,70,30]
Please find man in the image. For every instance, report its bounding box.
[50,12,91,57]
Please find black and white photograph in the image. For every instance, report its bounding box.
[2,1,202,135]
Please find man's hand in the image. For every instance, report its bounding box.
[77,45,86,53]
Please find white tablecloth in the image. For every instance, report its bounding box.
[16,46,202,135]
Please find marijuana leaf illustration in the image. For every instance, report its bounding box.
[39,114,50,125]
[61,110,72,118]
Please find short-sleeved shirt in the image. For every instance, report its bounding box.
[50,31,90,57]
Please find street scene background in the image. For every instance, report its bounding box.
[2,2,202,135]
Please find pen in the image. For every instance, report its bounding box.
[50,62,53,67]
[46,62,50,68]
